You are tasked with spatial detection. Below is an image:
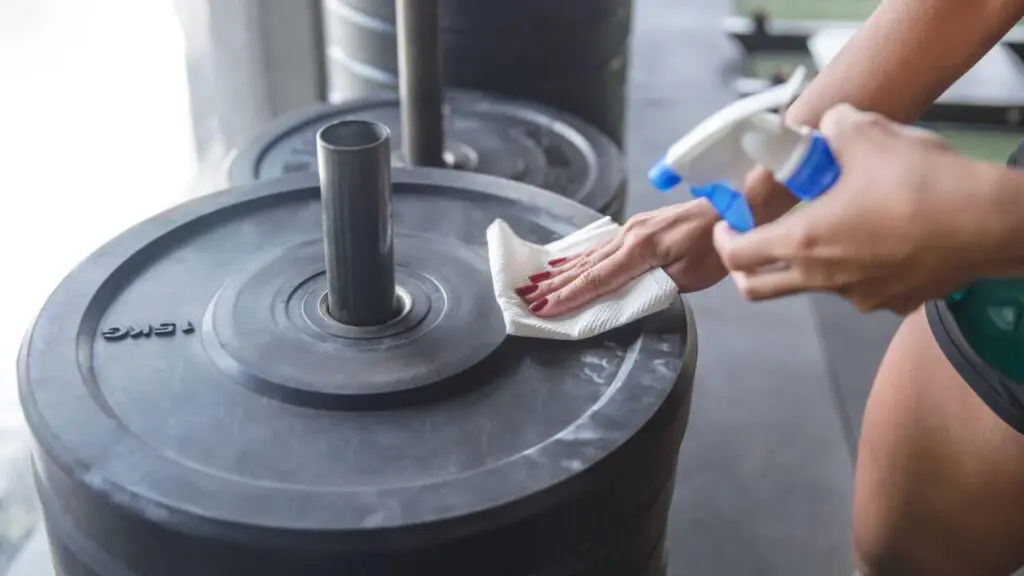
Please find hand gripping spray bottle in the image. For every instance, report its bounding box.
[647,69,971,307]
[647,67,841,232]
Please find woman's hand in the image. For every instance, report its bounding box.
[516,199,727,317]
[713,103,1018,315]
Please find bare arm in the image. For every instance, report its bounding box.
[746,0,1024,223]
[979,166,1024,277]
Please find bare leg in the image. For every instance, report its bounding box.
[853,307,1024,575]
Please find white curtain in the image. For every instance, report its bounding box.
[172,0,327,196]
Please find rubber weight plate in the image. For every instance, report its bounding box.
[322,0,631,77]
[324,55,630,148]
[19,169,696,576]
[458,49,630,147]
[339,0,632,31]
[228,90,626,219]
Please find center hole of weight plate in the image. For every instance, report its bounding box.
[317,285,414,331]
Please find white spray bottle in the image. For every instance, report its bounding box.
[648,67,841,232]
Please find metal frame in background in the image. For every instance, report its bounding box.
[723,12,1024,128]
[723,13,1024,54]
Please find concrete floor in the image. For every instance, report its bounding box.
[1,0,856,574]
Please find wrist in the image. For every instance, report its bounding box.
[977,164,1024,277]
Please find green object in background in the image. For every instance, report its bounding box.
[936,129,1024,164]
[737,0,880,22]
[746,52,816,80]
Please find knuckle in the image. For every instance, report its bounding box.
[577,266,604,288]
[622,217,646,233]
[623,229,664,262]
[572,256,596,273]
[786,223,819,254]
[732,274,756,300]
[622,220,652,240]
[820,103,854,136]
[536,278,557,294]
[737,285,757,301]
[821,103,889,141]
[648,238,674,266]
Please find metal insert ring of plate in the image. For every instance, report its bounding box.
[202,235,503,411]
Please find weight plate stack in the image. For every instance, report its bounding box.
[228,90,627,221]
[19,124,695,575]
[321,0,632,145]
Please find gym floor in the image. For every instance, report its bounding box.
[628,0,853,572]
[3,0,1019,574]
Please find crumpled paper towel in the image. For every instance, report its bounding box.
[486,216,679,340]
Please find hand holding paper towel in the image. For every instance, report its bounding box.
[487,217,679,340]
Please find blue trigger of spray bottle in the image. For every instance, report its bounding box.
[693,182,757,233]
[648,167,758,233]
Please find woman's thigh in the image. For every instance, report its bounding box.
[854,306,1024,576]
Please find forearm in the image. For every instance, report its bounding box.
[977,166,1024,278]
[747,0,1024,222]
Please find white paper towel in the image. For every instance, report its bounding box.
[486,216,679,340]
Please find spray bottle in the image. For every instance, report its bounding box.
[649,68,974,308]
[647,66,840,232]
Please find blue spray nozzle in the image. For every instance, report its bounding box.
[648,159,683,192]
[648,158,755,233]
[692,183,755,233]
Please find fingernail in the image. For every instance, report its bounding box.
[529,298,549,314]
[515,284,539,298]
[528,271,552,283]
[547,257,568,267]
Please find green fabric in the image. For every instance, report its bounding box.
[939,130,1024,164]
[947,280,1024,383]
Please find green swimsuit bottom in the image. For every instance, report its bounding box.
[927,142,1024,433]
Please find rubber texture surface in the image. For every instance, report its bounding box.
[227,90,627,220]
[19,169,696,575]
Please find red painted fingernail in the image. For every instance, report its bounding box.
[528,271,552,283]
[529,298,549,314]
[547,257,568,267]
[515,284,539,298]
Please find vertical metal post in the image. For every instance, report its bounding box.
[395,0,445,167]
[316,119,398,326]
